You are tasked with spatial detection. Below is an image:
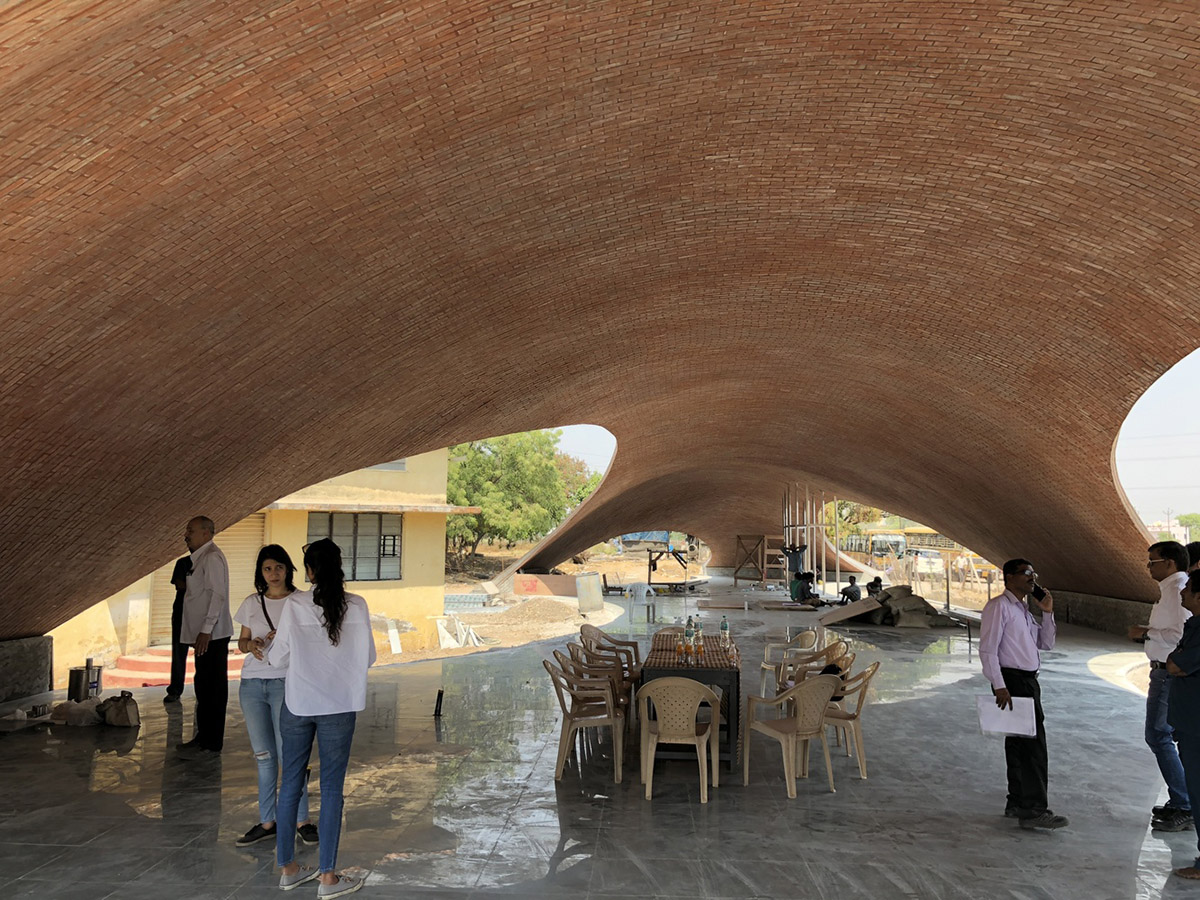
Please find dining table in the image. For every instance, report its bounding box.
[639,631,742,770]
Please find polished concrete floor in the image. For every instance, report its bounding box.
[0,580,1193,899]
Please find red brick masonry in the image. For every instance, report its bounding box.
[2,0,1196,637]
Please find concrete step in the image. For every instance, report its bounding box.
[105,667,246,689]
[114,652,246,674]
[107,645,246,689]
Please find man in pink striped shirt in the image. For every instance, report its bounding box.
[979,558,1068,830]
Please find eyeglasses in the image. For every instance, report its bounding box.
[1147,558,1169,568]
[1010,569,1036,577]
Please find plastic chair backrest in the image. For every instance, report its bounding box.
[638,677,719,741]
[782,674,840,734]
[830,651,856,677]
[544,659,572,714]
[837,660,880,716]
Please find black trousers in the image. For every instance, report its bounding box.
[1001,667,1048,815]
[167,601,189,697]
[191,637,230,751]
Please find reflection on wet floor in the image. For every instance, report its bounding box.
[0,578,1191,898]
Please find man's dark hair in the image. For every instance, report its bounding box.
[1149,541,1189,573]
[1002,558,1033,577]
[848,575,856,583]
[1187,541,1200,569]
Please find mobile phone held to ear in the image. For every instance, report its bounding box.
[1031,583,1047,601]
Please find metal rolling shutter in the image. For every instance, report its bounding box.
[148,513,266,645]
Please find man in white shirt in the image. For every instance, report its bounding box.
[1130,541,1192,831]
[177,515,232,758]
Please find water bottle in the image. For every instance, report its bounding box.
[684,620,695,665]
[720,615,730,647]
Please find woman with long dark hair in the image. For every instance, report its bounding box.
[269,538,375,898]
[232,545,317,847]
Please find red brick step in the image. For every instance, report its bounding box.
[107,645,246,689]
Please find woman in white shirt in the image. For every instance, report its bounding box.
[232,545,316,848]
[271,538,375,899]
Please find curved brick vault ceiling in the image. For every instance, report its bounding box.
[3,0,1200,639]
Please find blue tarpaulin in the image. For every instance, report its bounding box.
[620,531,670,543]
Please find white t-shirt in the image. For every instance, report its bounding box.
[233,591,299,680]
[267,591,376,716]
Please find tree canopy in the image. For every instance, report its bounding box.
[1178,512,1200,542]
[446,430,603,559]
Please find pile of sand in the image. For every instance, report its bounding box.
[458,596,623,644]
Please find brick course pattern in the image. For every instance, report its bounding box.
[2,1,1198,638]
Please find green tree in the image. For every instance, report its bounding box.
[555,451,602,509]
[446,431,568,559]
[824,500,887,540]
[1178,513,1200,542]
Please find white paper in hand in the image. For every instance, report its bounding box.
[976,695,1036,737]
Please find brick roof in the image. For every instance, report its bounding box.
[3,0,1196,637]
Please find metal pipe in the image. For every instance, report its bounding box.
[834,496,841,595]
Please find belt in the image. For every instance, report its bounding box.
[1151,660,1169,670]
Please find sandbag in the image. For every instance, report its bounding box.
[96,691,140,727]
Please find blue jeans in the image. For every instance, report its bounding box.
[1147,668,1190,810]
[277,704,357,873]
[240,677,310,826]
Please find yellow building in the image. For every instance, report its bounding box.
[48,450,474,687]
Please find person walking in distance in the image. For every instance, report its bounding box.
[164,554,192,703]
[233,545,318,848]
[176,516,232,758]
[1129,541,1193,832]
[271,539,375,898]
[979,559,1067,830]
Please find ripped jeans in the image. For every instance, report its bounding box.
[240,677,310,825]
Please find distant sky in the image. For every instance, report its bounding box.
[1114,346,1200,524]
[557,345,1200,527]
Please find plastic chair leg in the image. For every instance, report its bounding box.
[644,735,657,800]
[821,733,835,793]
[782,735,797,799]
[554,720,574,779]
[613,720,624,784]
[697,739,708,804]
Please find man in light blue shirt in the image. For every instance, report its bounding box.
[979,558,1066,830]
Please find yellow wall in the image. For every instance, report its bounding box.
[47,449,452,682]
[265,508,446,657]
[273,449,449,508]
[47,575,152,688]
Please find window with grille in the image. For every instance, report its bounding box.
[306,513,403,581]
